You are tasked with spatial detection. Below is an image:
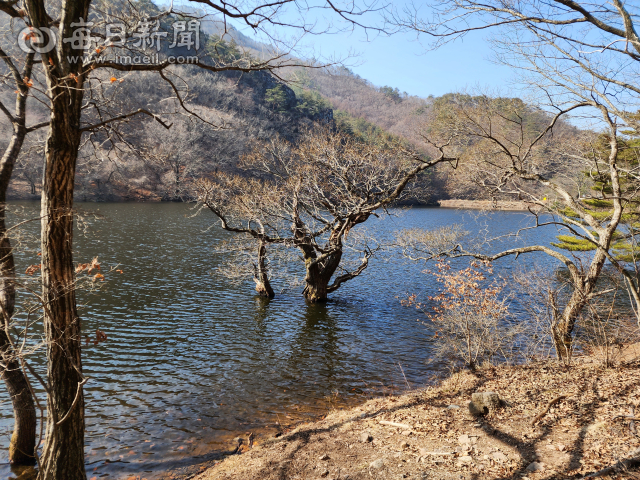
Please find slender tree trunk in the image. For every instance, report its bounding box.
[35,86,86,478]
[553,248,608,361]
[23,0,90,474]
[4,358,36,464]
[0,131,37,465]
[253,240,274,298]
[552,297,582,361]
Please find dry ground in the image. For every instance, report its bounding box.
[185,348,640,480]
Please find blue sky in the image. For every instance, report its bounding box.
[306,28,516,98]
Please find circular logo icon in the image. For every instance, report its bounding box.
[18,27,56,53]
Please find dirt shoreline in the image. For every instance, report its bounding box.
[167,344,640,480]
[437,199,539,211]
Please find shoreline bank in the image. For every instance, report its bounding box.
[172,345,640,480]
[438,199,538,211]
[6,195,537,211]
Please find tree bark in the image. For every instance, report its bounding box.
[303,278,330,303]
[553,247,609,361]
[4,357,37,465]
[22,0,90,475]
[303,250,342,303]
[37,142,86,480]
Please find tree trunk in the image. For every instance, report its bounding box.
[36,118,86,479]
[303,251,341,303]
[37,143,86,480]
[253,240,274,298]
[24,0,90,474]
[303,278,330,303]
[553,248,608,361]
[4,358,37,465]
[0,132,37,465]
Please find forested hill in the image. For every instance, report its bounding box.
[2,11,575,202]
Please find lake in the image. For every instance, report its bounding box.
[0,203,564,479]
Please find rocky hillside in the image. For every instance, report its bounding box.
[1,8,580,203]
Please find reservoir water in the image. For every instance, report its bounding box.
[0,203,564,479]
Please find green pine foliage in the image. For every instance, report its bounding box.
[293,89,332,117]
[333,110,398,144]
[291,85,402,145]
[553,129,640,262]
[265,85,289,111]
[551,235,597,251]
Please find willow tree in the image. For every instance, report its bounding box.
[196,126,456,302]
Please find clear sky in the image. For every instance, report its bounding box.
[305,28,516,98]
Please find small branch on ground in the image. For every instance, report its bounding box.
[531,394,568,426]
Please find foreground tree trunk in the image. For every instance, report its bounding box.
[552,247,609,361]
[0,122,37,465]
[37,142,86,480]
[552,293,586,361]
[22,0,90,475]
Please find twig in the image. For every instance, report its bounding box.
[416,451,455,456]
[613,415,640,422]
[56,377,89,426]
[583,452,640,478]
[531,395,567,426]
[379,420,413,430]
[397,362,411,390]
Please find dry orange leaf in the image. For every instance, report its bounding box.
[25,264,41,275]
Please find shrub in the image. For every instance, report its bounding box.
[405,260,521,370]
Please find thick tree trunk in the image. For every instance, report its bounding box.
[303,251,341,303]
[25,0,90,474]
[303,278,330,303]
[0,132,37,465]
[37,134,86,479]
[253,240,274,298]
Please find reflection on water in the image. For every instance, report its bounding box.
[0,203,561,479]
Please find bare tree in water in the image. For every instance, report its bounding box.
[195,125,458,302]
